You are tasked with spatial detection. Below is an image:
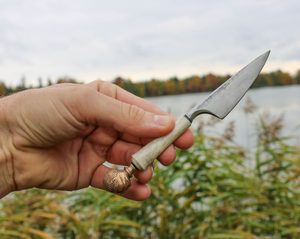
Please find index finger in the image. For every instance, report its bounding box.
[87,80,165,115]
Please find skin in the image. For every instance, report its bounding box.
[0,80,193,201]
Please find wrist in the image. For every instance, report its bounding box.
[0,97,16,198]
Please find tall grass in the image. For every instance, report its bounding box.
[0,110,299,239]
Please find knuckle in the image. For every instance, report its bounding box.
[123,104,146,124]
[94,79,105,85]
[99,81,119,98]
[65,85,97,112]
[94,80,105,92]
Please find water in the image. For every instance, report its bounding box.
[147,85,300,148]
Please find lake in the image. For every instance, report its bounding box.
[147,85,300,148]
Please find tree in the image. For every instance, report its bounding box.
[57,76,78,84]
[37,77,43,88]
[113,77,125,88]
[186,75,203,93]
[144,79,162,96]
[164,77,178,95]
[0,82,6,96]
[135,82,145,97]
[47,78,53,86]
[295,69,300,84]
[203,73,219,91]
[177,80,186,94]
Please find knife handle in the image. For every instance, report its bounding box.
[131,116,192,170]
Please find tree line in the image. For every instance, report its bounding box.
[113,70,300,97]
[1,70,300,97]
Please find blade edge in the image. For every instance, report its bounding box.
[186,50,270,121]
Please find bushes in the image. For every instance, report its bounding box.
[0,114,299,239]
[138,125,300,238]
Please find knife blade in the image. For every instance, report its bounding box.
[186,50,270,121]
[104,50,270,193]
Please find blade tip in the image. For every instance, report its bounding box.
[263,50,271,58]
[257,50,271,67]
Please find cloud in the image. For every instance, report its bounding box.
[0,0,299,86]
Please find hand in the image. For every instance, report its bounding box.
[0,80,193,200]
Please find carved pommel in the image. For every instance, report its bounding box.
[103,164,136,193]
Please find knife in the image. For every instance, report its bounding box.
[103,50,270,193]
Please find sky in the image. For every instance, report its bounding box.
[0,0,299,86]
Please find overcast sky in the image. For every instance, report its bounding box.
[0,0,299,86]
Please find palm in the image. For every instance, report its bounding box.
[18,125,121,191]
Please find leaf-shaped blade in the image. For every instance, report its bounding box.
[186,51,270,121]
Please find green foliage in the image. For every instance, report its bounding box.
[0,112,299,238]
[136,115,300,239]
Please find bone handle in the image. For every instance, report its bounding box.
[131,116,191,170]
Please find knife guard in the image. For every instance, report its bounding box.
[131,116,192,170]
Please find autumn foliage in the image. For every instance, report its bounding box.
[112,70,300,97]
[1,70,300,97]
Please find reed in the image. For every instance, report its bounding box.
[0,110,299,239]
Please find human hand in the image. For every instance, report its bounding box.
[0,81,193,200]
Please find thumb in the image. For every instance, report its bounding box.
[76,90,175,138]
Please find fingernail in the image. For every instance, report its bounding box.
[153,115,171,127]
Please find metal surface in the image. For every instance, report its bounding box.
[103,165,136,193]
[185,51,270,121]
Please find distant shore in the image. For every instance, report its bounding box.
[1,69,299,97]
